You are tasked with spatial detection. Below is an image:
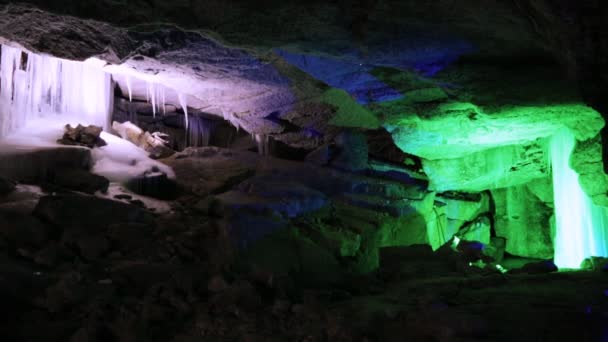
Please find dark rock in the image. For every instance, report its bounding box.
[367,129,413,165]
[0,177,16,196]
[0,147,92,184]
[305,144,333,166]
[111,262,180,294]
[216,177,328,218]
[164,147,255,197]
[46,167,109,194]
[207,275,229,293]
[125,171,178,200]
[482,237,506,263]
[33,243,62,268]
[106,223,154,252]
[240,228,343,287]
[510,260,558,274]
[57,124,107,148]
[75,235,110,261]
[113,194,133,200]
[129,199,146,207]
[44,272,85,313]
[0,209,54,249]
[34,194,153,232]
[148,144,175,159]
[329,130,369,172]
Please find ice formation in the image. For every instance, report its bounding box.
[0,44,113,138]
[550,128,608,268]
[0,44,174,184]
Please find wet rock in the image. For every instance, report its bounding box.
[125,170,178,200]
[0,177,16,195]
[34,194,153,232]
[57,124,107,148]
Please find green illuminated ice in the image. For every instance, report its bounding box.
[550,128,608,269]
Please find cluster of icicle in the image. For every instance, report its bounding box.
[124,75,190,131]
[0,44,112,138]
[0,43,193,139]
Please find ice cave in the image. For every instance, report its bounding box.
[1,1,608,341]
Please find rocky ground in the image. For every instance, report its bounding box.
[1,143,607,342]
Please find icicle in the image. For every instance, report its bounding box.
[177,93,189,130]
[161,86,166,114]
[126,76,133,102]
[254,134,270,155]
[147,81,156,118]
[550,128,608,269]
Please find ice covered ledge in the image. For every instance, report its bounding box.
[386,102,606,194]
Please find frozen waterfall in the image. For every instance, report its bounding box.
[550,128,608,268]
[0,44,113,138]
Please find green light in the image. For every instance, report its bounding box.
[550,128,608,268]
[495,264,508,274]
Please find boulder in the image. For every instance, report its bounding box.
[0,147,92,184]
[112,121,175,159]
[125,171,178,200]
[163,147,254,197]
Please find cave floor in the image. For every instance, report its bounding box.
[0,146,607,342]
